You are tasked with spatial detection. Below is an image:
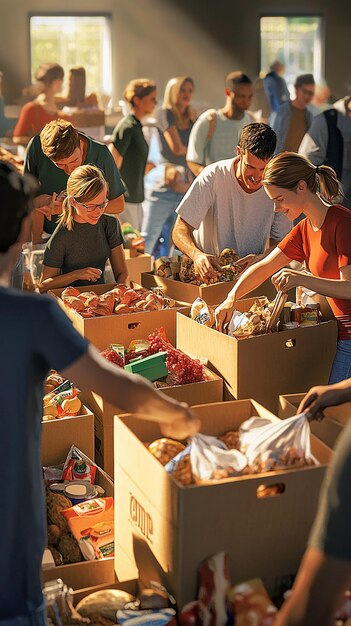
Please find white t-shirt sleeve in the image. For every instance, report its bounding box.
[176,167,214,229]
[186,111,211,165]
[270,211,292,242]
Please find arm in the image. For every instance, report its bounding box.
[39,265,102,293]
[108,143,123,169]
[186,114,209,176]
[272,264,351,298]
[275,548,351,626]
[163,126,187,157]
[172,215,221,279]
[298,115,328,164]
[105,194,124,215]
[62,343,201,440]
[13,103,34,144]
[214,248,290,331]
[297,377,351,419]
[109,245,128,285]
[187,161,205,177]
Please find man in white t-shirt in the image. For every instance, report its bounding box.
[173,123,291,279]
[186,71,253,177]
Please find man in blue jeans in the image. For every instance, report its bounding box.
[0,162,199,625]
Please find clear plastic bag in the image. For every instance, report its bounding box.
[239,413,314,473]
[22,242,46,290]
[190,433,248,481]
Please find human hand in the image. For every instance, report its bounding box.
[35,192,64,220]
[159,403,201,440]
[271,268,305,293]
[298,384,351,421]
[236,253,263,271]
[193,252,221,280]
[214,297,236,332]
[75,267,102,282]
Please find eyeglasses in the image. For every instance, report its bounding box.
[74,198,109,212]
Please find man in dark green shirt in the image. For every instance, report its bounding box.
[24,119,125,241]
[276,379,351,626]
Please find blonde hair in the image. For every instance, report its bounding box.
[163,76,195,126]
[58,165,108,231]
[123,78,156,108]
[262,152,343,204]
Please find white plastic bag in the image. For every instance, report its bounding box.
[239,413,313,472]
[190,433,247,481]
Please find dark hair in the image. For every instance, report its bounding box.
[35,63,64,86]
[295,74,315,89]
[238,123,277,160]
[40,119,80,160]
[225,71,252,91]
[0,163,38,253]
[263,152,343,204]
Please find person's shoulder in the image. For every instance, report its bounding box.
[0,288,54,316]
[27,134,41,154]
[201,158,233,178]
[195,109,216,124]
[330,205,351,223]
[277,101,291,114]
[115,114,138,135]
[101,213,118,229]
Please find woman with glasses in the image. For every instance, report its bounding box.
[39,165,128,293]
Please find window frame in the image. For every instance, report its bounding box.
[259,13,325,85]
[28,11,113,96]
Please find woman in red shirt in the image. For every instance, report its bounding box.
[215,151,351,384]
[13,63,64,145]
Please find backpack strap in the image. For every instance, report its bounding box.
[205,109,217,142]
[322,109,343,180]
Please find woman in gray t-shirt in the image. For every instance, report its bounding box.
[40,165,127,292]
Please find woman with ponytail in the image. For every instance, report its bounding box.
[39,164,127,293]
[215,151,351,383]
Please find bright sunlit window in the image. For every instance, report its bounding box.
[260,16,324,90]
[30,15,112,96]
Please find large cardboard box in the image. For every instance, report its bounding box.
[125,250,152,284]
[114,399,332,608]
[176,301,338,413]
[49,284,186,350]
[141,272,280,306]
[81,366,223,477]
[42,456,115,590]
[279,393,350,448]
[42,405,95,466]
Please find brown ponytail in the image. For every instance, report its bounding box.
[262,152,343,204]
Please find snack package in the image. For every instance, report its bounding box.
[239,414,315,473]
[190,433,247,482]
[197,552,231,626]
[190,298,215,327]
[165,446,194,486]
[62,446,97,483]
[227,578,277,625]
[62,497,114,560]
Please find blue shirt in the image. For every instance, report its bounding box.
[0,288,88,622]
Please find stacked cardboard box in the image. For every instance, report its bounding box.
[114,399,332,608]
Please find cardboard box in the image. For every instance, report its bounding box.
[49,284,186,350]
[176,301,338,413]
[125,250,152,285]
[279,393,350,448]
[42,456,115,590]
[142,272,281,306]
[81,366,223,477]
[114,399,332,607]
[42,405,95,466]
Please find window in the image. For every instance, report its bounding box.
[30,15,112,96]
[260,16,323,91]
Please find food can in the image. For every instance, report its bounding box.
[50,480,101,505]
[281,322,299,331]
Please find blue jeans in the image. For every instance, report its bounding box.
[329,339,351,384]
[141,187,183,256]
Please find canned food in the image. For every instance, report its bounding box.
[281,322,299,331]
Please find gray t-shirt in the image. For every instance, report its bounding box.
[176,158,291,256]
[44,214,123,286]
[186,109,252,166]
